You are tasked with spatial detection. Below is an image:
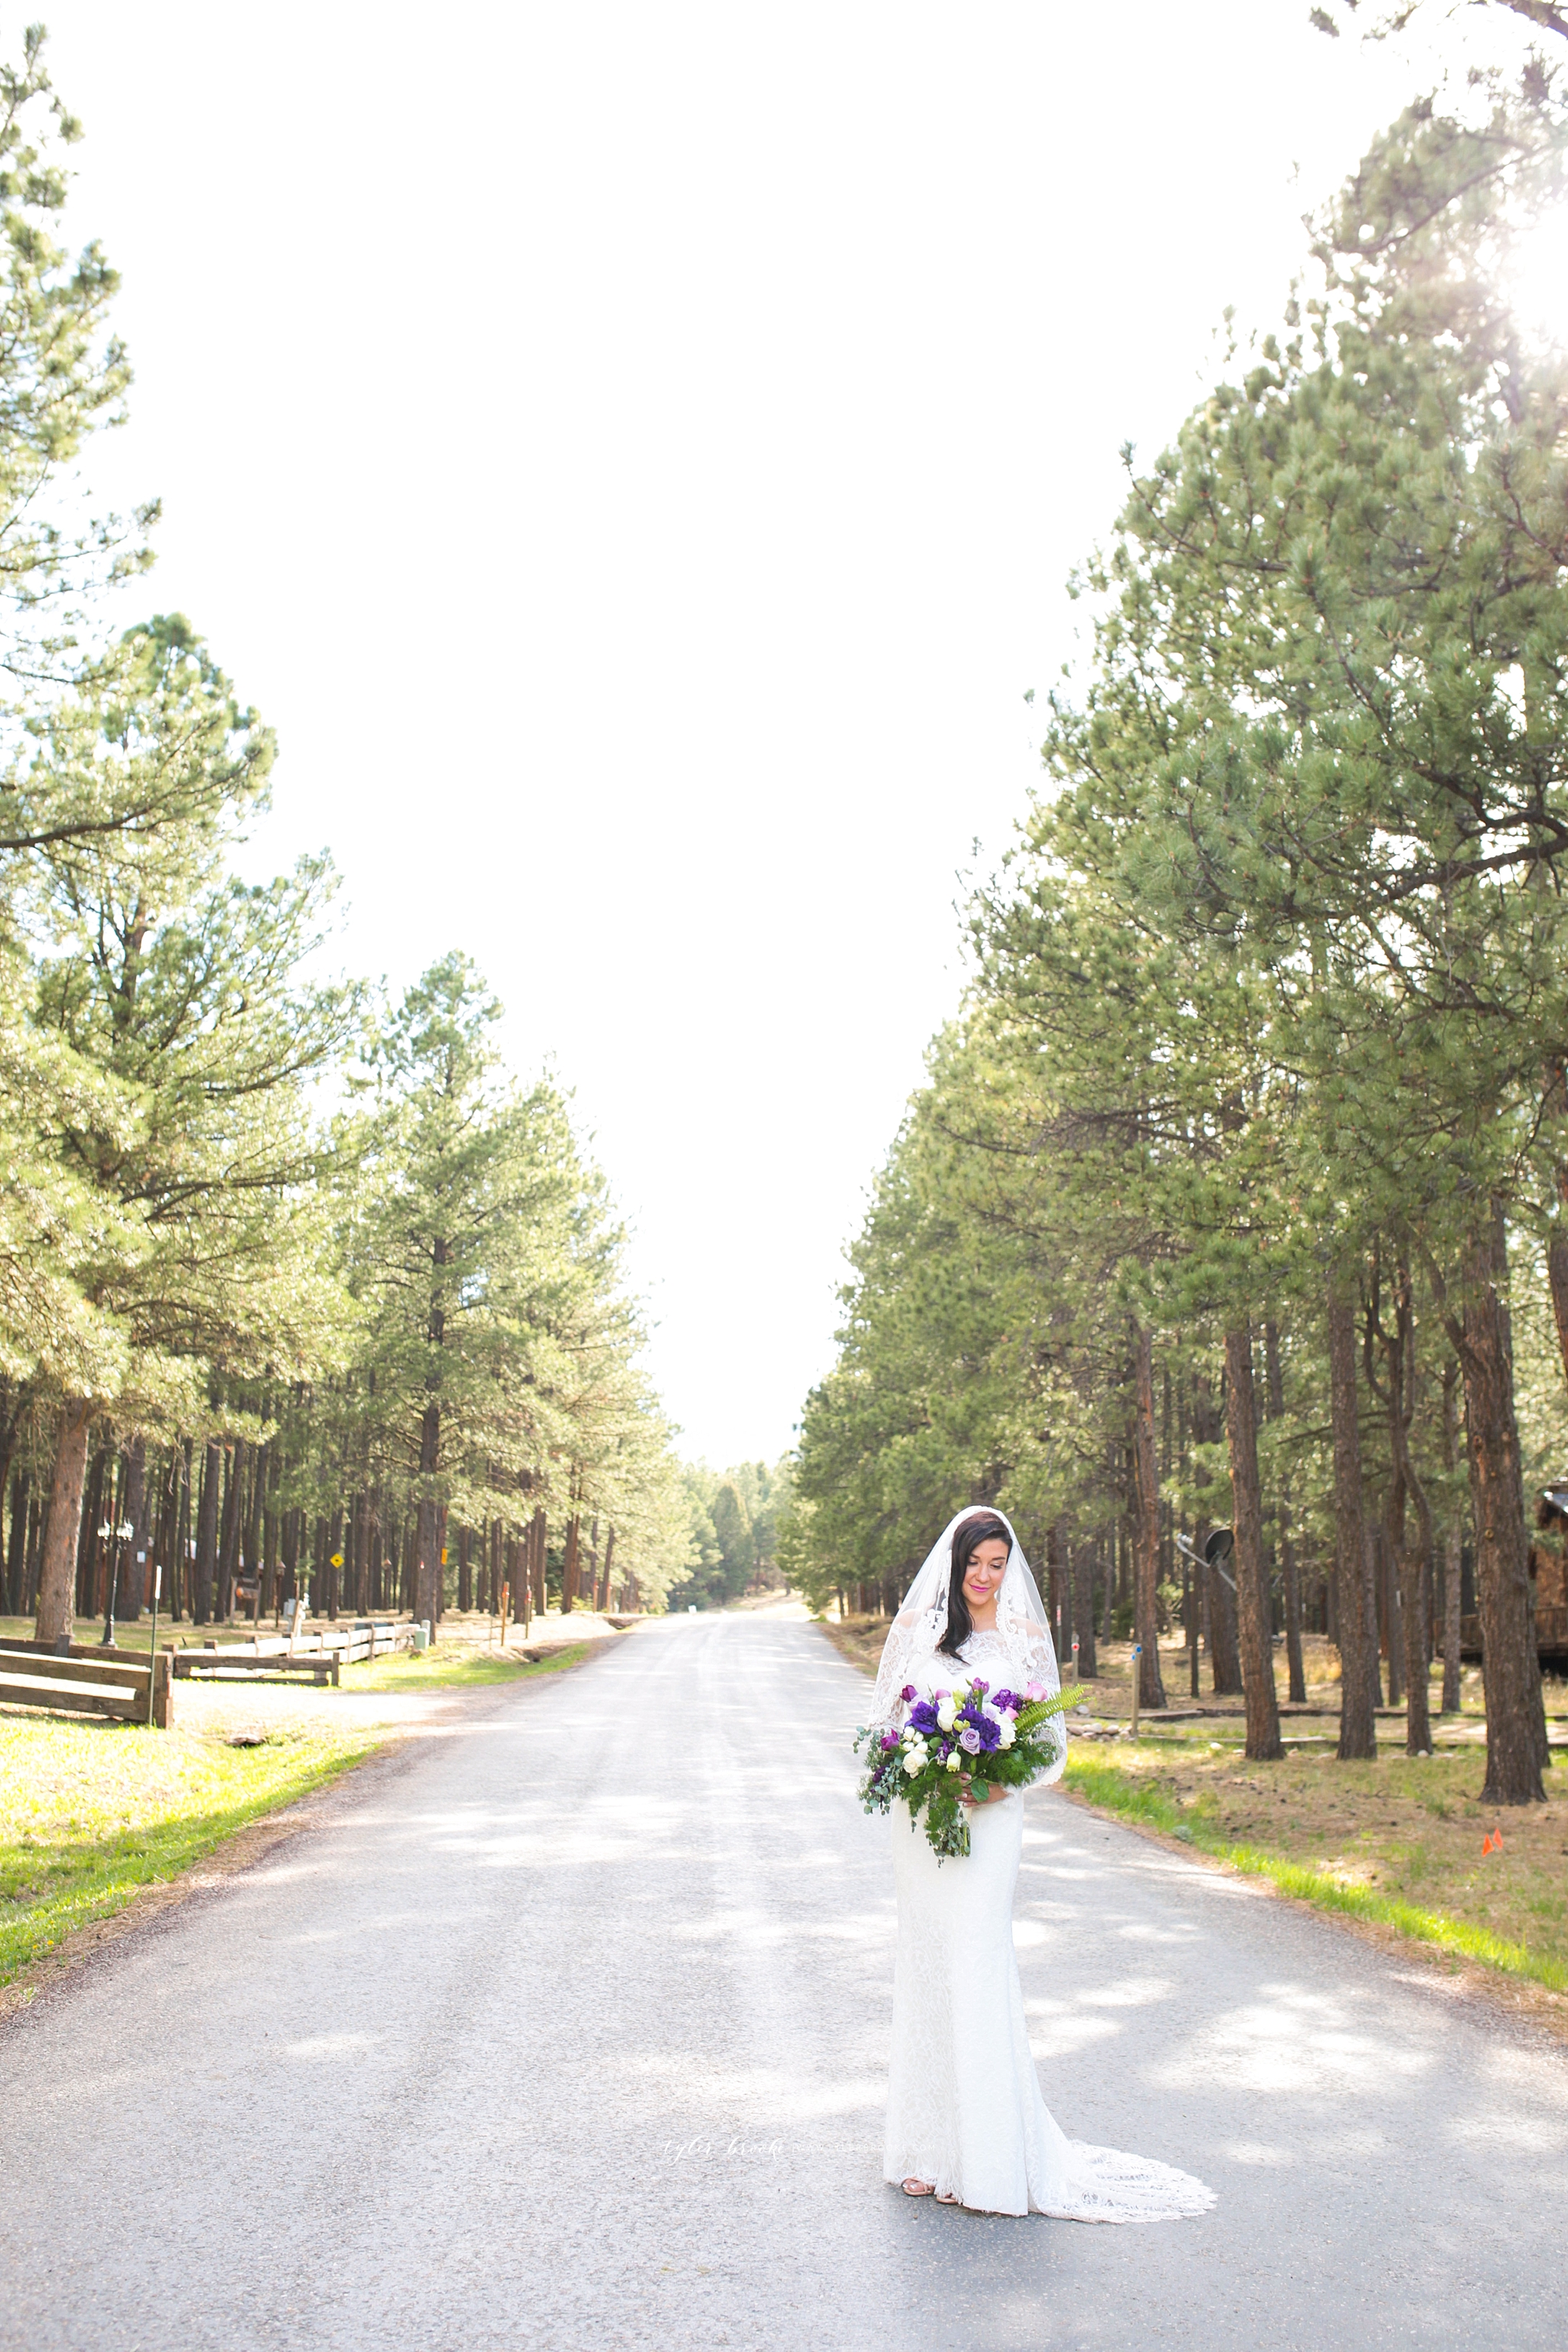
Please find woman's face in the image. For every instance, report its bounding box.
[962,1537,1010,1613]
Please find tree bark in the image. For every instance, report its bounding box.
[1185,1551,1200,1697]
[77,1445,105,1618]
[121,1436,147,1619]
[1451,1210,1547,1804]
[32,1398,93,1645]
[561,1514,580,1613]
[1327,1273,1377,1759]
[1131,1325,1167,1708]
[1224,1324,1283,1761]
[6,1467,28,1618]
[599,1524,616,1612]
[1049,1522,1071,1668]
[1442,1525,1463,1714]
[1190,1373,1241,1694]
[1263,1320,1307,1704]
[217,1440,244,1622]
[1072,1540,1096,1678]
[192,1441,220,1624]
[531,1508,547,1617]
[413,1399,439,1633]
[1380,1532,1403,1708]
[1540,1060,1568,1390]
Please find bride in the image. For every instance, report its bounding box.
[874,1504,1215,2223]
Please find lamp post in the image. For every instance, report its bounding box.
[100,1517,134,1648]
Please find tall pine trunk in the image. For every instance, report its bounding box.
[1540,1061,1568,1393]
[217,1440,244,1622]
[561,1514,581,1613]
[121,1436,147,1619]
[1373,1263,1432,1755]
[1048,1522,1071,1667]
[1072,1541,1096,1678]
[193,1442,220,1624]
[32,1397,93,1645]
[1191,1373,1241,1694]
[1224,1325,1282,1761]
[1131,1324,1166,1709]
[1263,1320,1307,1704]
[6,1468,29,1618]
[1441,1527,1463,1715]
[1452,1210,1547,1805]
[1327,1275,1377,1759]
[414,1400,440,1632]
[531,1508,547,1618]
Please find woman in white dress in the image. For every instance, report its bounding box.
[876,1504,1215,2223]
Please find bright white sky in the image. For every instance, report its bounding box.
[38,2,1511,1466]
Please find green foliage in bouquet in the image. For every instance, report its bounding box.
[855,1678,1085,1860]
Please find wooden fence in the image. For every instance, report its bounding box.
[0,1638,174,1727]
[172,1618,422,1686]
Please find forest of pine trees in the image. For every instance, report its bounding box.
[0,34,693,1646]
[785,22,1568,1804]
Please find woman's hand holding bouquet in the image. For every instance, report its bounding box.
[854,1674,1083,1860]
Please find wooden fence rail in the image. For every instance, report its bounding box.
[170,1619,421,1685]
[0,1638,173,1727]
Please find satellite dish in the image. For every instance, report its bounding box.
[1204,1527,1235,1567]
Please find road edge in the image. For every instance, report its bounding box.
[0,1635,622,2029]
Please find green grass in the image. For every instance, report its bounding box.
[1,1641,596,1987]
[1,1715,387,1986]
[1064,1753,1568,1996]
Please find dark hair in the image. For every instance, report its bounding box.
[936,1513,1011,1659]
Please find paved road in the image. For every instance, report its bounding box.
[3,1615,1566,2350]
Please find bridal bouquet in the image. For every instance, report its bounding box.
[854,1675,1083,1861]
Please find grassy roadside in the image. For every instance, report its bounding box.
[1,1640,597,1989]
[818,1612,1568,1998]
[0,1714,386,1986]
[1064,1751,1568,1995]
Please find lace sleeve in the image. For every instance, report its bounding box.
[869,1598,943,1730]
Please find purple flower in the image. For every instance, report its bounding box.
[958,1726,982,1754]
[880,1732,898,1750]
[992,1688,1020,1713]
[901,1684,918,1703]
[907,1699,941,1737]
[970,1678,989,1697]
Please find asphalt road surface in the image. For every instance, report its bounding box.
[4,1613,1565,2351]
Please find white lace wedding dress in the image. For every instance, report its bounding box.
[884,1625,1215,2223]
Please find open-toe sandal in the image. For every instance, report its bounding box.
[900,2179,934,2197]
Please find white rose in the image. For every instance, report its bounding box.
[998,1719,1015,1749]
[936,1698,957,1732]
[902,1751,923,1775]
